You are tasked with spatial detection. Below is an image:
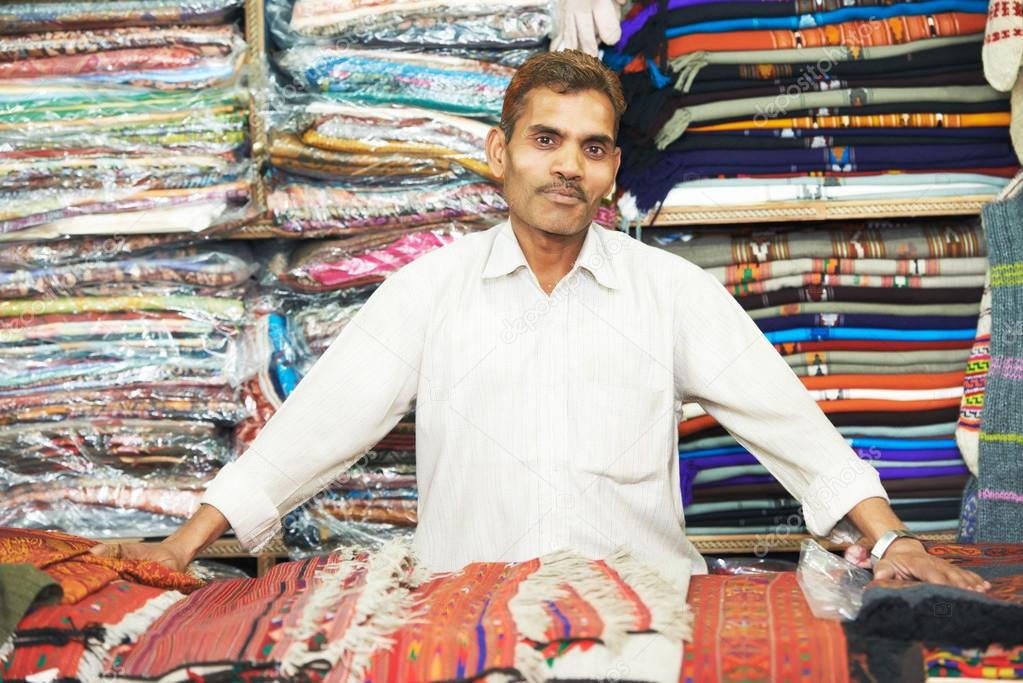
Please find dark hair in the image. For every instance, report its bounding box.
[500,50,626,142]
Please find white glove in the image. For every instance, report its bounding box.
[550,0,626,55]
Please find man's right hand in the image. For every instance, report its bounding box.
[90,540,191,573]
[89,503,232,574]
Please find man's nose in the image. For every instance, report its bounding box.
[550,144,584,180]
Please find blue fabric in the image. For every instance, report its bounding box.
[680,438,959,459]
[762,327,977,343]
[664,0,987,38]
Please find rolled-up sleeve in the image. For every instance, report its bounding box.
[673,268,889,538]
[202,265,429,550]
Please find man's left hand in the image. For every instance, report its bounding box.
[844,540,992,592]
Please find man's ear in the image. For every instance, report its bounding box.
[485,127,506,180]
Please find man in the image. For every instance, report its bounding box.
[96,51,988,592]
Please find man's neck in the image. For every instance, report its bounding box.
[509,218,588,294]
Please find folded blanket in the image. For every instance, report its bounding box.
[848,542,1023,647]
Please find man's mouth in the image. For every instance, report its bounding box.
[541,187,585,203]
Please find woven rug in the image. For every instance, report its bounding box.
[2,580,184,683]
[110,543,693,682]
[679,572,848,682]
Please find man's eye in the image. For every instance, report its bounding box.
[536,135,553,145]
[587,146,606,157]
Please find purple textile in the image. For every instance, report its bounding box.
[754,314,979,333]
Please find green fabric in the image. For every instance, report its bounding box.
[783,349,971,367]
[0,564,62,648]
[788,362,967,376]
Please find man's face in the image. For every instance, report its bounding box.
[486,87,621,237]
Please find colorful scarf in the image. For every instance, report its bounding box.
[0,0,243,34]
[957,278,991,477]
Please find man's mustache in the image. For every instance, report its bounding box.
[537,182,586,201]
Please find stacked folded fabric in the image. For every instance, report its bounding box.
[0,238,254,538]
[605,0,1018,216]
[262,0,552,239]
[0,0,254,241]
[661,219,983,537]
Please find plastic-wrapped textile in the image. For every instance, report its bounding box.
[0,234,207,270]
[268,179,505,236]
[0,24,241,61]
[0,293,246,321]
[0,242,256,298]
[0,1,244,35]
[0,32,246,90]
[267,225,471,291]
[0,418,231,485]
[288,297,366,366]
[0,478,205,538]
[0,179,254,239]
[276,47,513,117]
[0,385,248,425]
[0,86,249,155]
[268,0,551,49]
[269,132,477,186]
[270,101,494,183]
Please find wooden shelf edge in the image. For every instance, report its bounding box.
[644,196,992,226]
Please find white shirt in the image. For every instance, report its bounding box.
[202,220,889,574]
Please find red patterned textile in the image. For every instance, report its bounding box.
[0,528,201,603]
[680,573,848,682]
[2,580,181,683]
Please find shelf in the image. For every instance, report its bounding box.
[688,530,956,555]
[645,196,991,226]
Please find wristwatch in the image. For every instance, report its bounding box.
[870,529,922,566]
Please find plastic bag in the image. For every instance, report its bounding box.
[796,538,872,621]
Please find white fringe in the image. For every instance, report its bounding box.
[280,547,362,676]
[561,560,637,654]
[507,549,579,644]
[0,635,13,665]
[604,549,693,643]
[76,590,187,683]
[514,641,549,683]
[286,540,419,681]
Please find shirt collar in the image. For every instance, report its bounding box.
[481,221,621,290]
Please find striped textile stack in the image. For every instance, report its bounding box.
[654,219,984,538]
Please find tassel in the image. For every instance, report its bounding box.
[655,109,692,150]
[670,52,709,93]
